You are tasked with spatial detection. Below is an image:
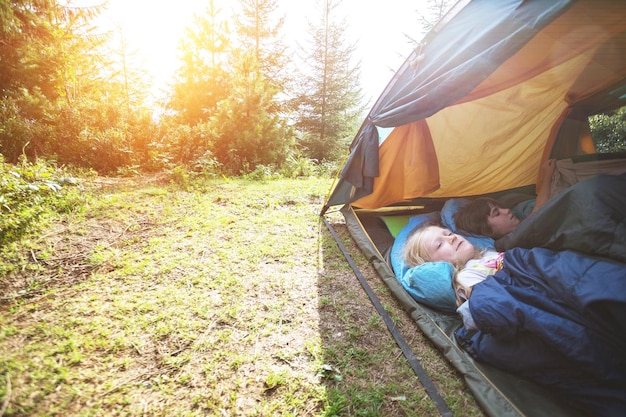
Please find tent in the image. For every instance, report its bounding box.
[321,1,626,416]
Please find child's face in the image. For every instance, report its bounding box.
[421,226,477,265]
[486,206,520,238]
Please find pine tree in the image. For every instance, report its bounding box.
[167,0,231,125]
[292,0,364,163]
[198,0,294,173]
[0,0,111,162]
[234,0,289,94]
[1,0,58,100]
[209,51,293,174]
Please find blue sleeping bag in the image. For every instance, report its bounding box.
[456,247,626,417]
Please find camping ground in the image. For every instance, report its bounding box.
[0,176,485,416]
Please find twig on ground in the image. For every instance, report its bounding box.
[0,372,11,417]
[98,371,156,398]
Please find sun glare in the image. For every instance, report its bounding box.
[101,0,217,95]
[97,0,425,104]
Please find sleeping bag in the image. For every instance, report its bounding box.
[456,247,626,417]
[495,173,626,263]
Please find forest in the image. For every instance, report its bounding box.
[0,0,379,178]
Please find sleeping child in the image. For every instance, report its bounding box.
[402,223,626,417]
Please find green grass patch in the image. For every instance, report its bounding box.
[0,175,485,416]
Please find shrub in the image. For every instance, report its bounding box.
[155,122,216,167]
[0,156,85,245]
[589,106,626,153]
[242,164,280,182]
[280,154,317,178]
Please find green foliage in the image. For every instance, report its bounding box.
[0,90,53,161]
[192,150,222,177]
[0,84,156,175]
[315,160,342,178]
[154,122,217,168]
[589,106,626,153]
[0,0,156,175]
[280,154,318,178]
[167,0,232,125]
[163,152,221,188]
[241,164,280,181]
[291,0,365,163]
[0,0,93,100]
[0,156,84,245]
[168,165,192,187]
[166,1,295,175]
[49,98,153,174]
[209,52,294,174]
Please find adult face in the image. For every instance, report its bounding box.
[421,226,477,265]
[487,206,520,238]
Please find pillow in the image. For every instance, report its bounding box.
[389,202,495,312]
[380,215,413,238]
[390,212,458,312]
[440,198,469,232]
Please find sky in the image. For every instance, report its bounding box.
[97,0,432,105]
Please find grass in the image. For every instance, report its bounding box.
[0,175,485,416]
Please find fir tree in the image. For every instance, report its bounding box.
[292,0,365,163]
[234,0,289,94]
[167,0,231,125]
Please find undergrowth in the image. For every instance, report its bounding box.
[0,156,87,246]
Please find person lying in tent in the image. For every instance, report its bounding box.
[453,169,626,264]
[453,159,556,239]
[402,222,626,417]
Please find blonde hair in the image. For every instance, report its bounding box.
[402,224,439,267]
[402,223,481,307]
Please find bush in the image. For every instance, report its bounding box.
[0,91,54,163]
[0,156,85,245]
[191,150,221,178]
[242,164,280,181]
[589,106,626,153]
[280,154,317,178]
[155,122,216,167]
[313,160,341,178]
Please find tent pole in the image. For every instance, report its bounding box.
[321,215,454,417]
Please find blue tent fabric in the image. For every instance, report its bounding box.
[370,0,573,126]
[340,121,379,193]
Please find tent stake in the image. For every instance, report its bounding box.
[322,215,453,417]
